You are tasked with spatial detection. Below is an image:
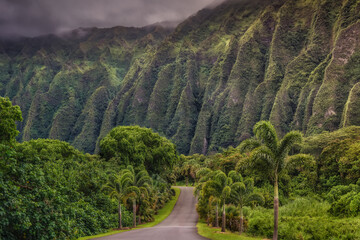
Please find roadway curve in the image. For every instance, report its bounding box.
[95,187,208,240]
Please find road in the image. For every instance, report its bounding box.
[94,187,208,240]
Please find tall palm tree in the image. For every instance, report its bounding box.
[121,166,152,228]
[103,171,133,229]
[239,121,309,240]
[230,177,264,234]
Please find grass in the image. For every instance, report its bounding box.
[78,187,181,239]
[197,220,262,240]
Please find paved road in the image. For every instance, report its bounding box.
[95,187,208,240]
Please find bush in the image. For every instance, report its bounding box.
[246,198,360,239]
[326,184,360,217]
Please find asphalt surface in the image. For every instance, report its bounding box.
[94,187,208,240]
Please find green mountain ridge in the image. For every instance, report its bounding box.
[1,0,360,154]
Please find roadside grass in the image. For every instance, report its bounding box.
[78,187,181,239]
[197,220,263,240]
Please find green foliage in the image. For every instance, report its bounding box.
[0,139,132,240]
[339,142,360,183]
[99,126,178,175]
[1,125,175,239]
[0,97,22,145]
[193,120,360,238]
[102,167,136,229]
[302,127,360,189]
[326,184,360,217]
[247,198,360,239]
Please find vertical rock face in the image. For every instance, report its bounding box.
[1,0,360,154]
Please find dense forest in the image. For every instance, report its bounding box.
[0,97,178,239]
[1,0,360,155]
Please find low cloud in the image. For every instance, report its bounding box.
[0,0,224,38]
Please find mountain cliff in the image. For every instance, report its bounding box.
[1,0,360,154]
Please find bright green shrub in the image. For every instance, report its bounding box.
[326,184,360,217]
[245,197,360,239]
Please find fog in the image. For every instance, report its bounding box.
[0,0,227,38]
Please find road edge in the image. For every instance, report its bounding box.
[78,187,181,240]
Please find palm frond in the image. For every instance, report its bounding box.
[277,131,302,159]
[214,171,227,187]
[244,178,254,194]
[228,170,242,183]
[250,146,276,171]
[231,182,246,195]
[238,138,261,153]
[196,167,212,180]
[125,185,140,197]
[246,192,264,206]
[229,182,245,205]
[253,121,278,152]
[222,186,231,199]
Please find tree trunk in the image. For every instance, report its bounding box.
[207,211,210,226]
[186,177,189,186]
[215,203,219,227]
[133,199,137,228]
[118,203,122,230]
[273,175,279,240]
[239,207,243,235]
[221,202,226,232]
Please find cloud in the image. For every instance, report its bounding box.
[0,0,223,38]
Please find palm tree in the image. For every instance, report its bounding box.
[121,166,152,228]
[195,168,216,226]
[203,170,232,232]
[103,171,133,229]
[239,121,309,240]
[230,177,264,234]
[196,169,221,228]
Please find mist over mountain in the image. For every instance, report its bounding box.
[0,0,219,38]
[1,0,360,154]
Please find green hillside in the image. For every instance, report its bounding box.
[1,0,360,154]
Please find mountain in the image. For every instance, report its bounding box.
[1,0,360,155]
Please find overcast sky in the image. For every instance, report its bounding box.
[0,0,224,38]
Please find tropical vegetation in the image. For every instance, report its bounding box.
[0,97,177,240]
[176,121,360,239]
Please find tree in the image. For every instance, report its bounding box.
[239,121,310,240]
[100,126,178,175]
[230,177,264,234]
[194,168,215,225]
[103,171,133,229]
[203,170,232,232]
[0,97,22,145]
[181,158,201,186]
[121,166,152,228]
